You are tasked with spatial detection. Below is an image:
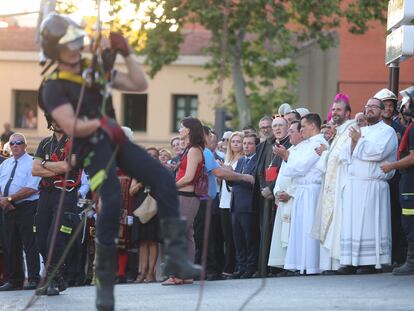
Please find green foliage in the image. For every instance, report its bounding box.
[59,0,388,128]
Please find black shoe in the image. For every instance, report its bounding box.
[393,241,414,276]
[57,276,68,292]
[381,264,393,273]
[160,218,201,280]
[115,275,127,284]
[35,285,47,296]
[356,265,379,275]
[23,281,38,290]
[336,266,357,275]
[321,270,337,276]
[126,277,136,284]
[46,280,59,296]
[206,273,226,281]
[0,282,23,291]
[276,270,297,277]
[251,272,261,278]
[230,271,244,279]
[240,271,255,279]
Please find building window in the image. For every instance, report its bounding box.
[172,95,198,132]
[14,90,38,129]
[123,94,148,132]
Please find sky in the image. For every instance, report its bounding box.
[0,0,165,31]
[0,0,41,26]
[0,0,105,27]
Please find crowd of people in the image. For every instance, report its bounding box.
[0,86,413,295]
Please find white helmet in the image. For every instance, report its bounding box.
[373,88,397,102]
[295,107,310,117]
[278,103,292,116]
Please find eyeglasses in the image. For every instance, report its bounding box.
[259,126,271,131]
[9,140,25,146]
[222,138,229,142]
[365,105,382,110]
[272,114,282,119]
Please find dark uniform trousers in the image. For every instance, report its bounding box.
[35,190,78,267]
[0,209,8,282]
[400,173,414,242]
[194,195,224,275]
[389,172,407,263]
[79,132,179,247]
[3,200,39,285]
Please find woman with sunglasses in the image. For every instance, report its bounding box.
[162,117,205,285]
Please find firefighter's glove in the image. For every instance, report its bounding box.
[109,32,130,57]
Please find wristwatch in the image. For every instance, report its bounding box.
[7,196,12,202]
[41,160,47,168]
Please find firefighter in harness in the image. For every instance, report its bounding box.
[381,86,414,275]
[32,118,81,295]
[38,14,200,310]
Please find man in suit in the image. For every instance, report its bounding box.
[230,133,259,278]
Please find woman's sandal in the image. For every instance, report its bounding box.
[161,277,184,286]
[135,274,146,284]
[144,273,157,283]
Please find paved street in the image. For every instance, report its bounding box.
[0,273,413,311]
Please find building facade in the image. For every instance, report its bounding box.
[1,20,414,152]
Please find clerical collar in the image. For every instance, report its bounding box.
[277,135,289,145]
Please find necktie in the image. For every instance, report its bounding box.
[3,160,17,196]
[242,157,250,173]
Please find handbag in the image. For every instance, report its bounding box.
[193,148,208,197]
[194,164,208,197]
[133,186,158,224]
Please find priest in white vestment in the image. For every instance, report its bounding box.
[283,114,328,274]
[311,100,356,272]
[268,121,303,272]
[339,98,398,274]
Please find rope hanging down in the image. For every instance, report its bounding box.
[22,0,119,309]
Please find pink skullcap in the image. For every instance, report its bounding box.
[326,93,350,122]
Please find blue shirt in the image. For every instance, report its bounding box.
[0,153,40,202]
[203,148,220,199]
[78,170,90,199]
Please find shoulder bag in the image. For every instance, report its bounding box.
[133,186,158,224]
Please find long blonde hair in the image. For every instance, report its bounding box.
[225,131,244,164]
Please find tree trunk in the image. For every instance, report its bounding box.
[232,56,251,129]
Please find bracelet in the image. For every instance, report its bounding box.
[41,160,47,168]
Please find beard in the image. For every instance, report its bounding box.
[332,114,345,125]
[365,113,381,124]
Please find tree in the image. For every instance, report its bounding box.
[59,0,388,128]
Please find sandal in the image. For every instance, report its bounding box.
[161,277,184,286]
[135,273,146,284]
[144,273,156,283]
